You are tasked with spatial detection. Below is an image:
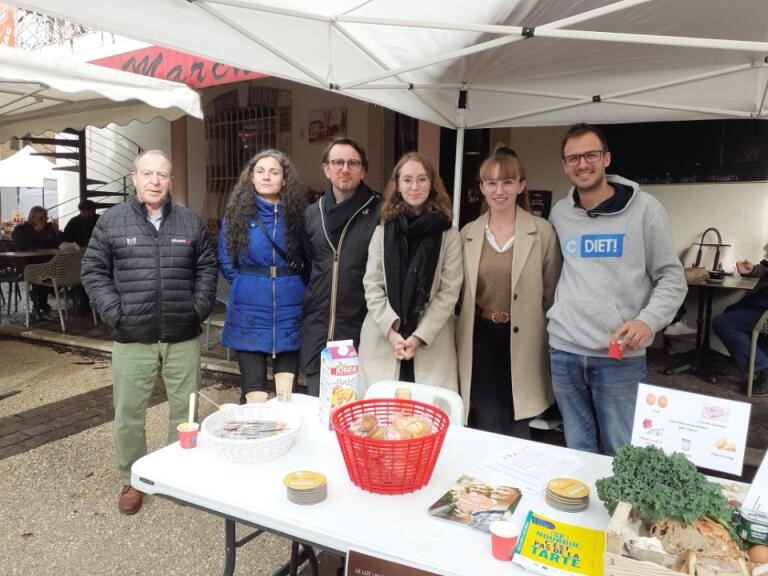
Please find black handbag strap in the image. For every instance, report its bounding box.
[695,227,723,270]
[254,216,295,268]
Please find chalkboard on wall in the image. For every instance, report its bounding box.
[599,120,768,184]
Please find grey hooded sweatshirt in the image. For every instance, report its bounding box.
[547,175,686,358]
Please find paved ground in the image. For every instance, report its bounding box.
[0,314,764,574]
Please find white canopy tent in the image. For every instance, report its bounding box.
[0,144,54,187]
[0,44,203,143]
[16,0,768,220]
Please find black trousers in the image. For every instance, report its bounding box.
[467,314,531,439]
[236,350,299,404]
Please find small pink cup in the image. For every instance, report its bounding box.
[177,422,199,449]
[608,340,624,360]
[490,520,519,561]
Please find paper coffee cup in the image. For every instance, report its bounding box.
[177,422,200,449]
[608,340,624,360]
[274,372,294,402]
[490,520,519,561]
[245,391,268,404]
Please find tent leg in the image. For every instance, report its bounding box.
[452,127,465,227]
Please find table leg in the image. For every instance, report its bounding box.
[224,518,236,576]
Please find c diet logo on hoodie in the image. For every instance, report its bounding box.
[563,234,624,258]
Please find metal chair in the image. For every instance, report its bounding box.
[363,380,465,425]
[0,239,22,315]
[23,248,97,332]
[204,272,232,361]
[746,309,768,397]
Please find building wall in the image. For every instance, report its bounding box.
[192,76,385,214]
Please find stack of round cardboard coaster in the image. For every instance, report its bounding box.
[546,478,590,512]
[284,471,327,505]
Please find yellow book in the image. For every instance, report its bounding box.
[513,511,605,576]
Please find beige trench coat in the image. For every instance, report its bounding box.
[358,225,463,394]
[456,209,562,423]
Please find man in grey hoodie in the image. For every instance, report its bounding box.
[547,123,686,455]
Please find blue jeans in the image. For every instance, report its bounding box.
[712,302,768,377]
[550,348,645,455]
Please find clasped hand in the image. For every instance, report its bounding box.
[387,328,422,361]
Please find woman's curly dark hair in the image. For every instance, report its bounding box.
[224,149,306,267]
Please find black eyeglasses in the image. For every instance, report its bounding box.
[563,149,605,166]
[327,158,362,171]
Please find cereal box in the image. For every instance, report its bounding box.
[319,339,359,429]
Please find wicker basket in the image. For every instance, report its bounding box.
[201,404,303,464]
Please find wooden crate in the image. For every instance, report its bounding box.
[604,501,680,576]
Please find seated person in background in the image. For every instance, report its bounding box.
[63,200,100,315]
[712,258,768,397]
[63,200,99,248]
[12,206,62,319]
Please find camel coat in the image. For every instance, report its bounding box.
[358,225,463,394]
[456,209,562,423]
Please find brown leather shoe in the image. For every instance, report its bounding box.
[118,485,144,515]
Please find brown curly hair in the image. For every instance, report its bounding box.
[379,152,453,224]
[224,149,306,267]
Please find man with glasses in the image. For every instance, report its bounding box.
[546,123,685,455]
[82,150,217,515]
[301,137,380,395]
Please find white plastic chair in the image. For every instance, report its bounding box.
[363,380,465,425]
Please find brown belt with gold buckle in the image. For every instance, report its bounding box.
[477,307,510,324]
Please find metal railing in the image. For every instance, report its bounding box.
[13,9,93,51]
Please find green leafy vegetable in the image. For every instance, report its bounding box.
[595,445,734,529]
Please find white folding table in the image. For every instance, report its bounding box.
[132,395,615,575]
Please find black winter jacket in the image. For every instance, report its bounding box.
[82,196,217,344]
[300,183,380,375]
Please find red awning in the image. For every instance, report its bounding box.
[91,46,265,89]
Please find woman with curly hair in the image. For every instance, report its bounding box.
[358,152,463,392]
[218,150,306,403]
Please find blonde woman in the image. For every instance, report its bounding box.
[358,152,463,392]
[456,149,562,435]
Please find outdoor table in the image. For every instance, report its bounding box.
[667,275,760,382]
[0,249,60,316]
[132,395,615,576]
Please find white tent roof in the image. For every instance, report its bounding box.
[0,44,203,142]
[12,0,768,128]
[0,144,54,187]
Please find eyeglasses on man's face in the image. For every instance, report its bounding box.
[563,149,605,167]
[481,179,520,192]
[327,158,362,171]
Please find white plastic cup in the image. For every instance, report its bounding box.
[245,391,268,404]
[274,372,294,402]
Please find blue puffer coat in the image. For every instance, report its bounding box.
[218,195,304,353]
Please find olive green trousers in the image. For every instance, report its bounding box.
[112,338,200,484]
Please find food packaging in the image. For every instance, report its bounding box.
[319,339,359,430]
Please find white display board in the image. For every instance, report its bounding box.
[631,383,752,476]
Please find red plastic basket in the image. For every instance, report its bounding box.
[332,398,450,494]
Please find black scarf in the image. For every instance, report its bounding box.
[383,211,451,338]
[321,182,375,247]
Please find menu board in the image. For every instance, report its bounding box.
[631,383,751,475]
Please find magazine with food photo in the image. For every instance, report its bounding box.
[427,474,522,533]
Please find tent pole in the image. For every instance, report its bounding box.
[452,127,465,228]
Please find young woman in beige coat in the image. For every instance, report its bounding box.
[358,152,463,393]
[456,149,562,436]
